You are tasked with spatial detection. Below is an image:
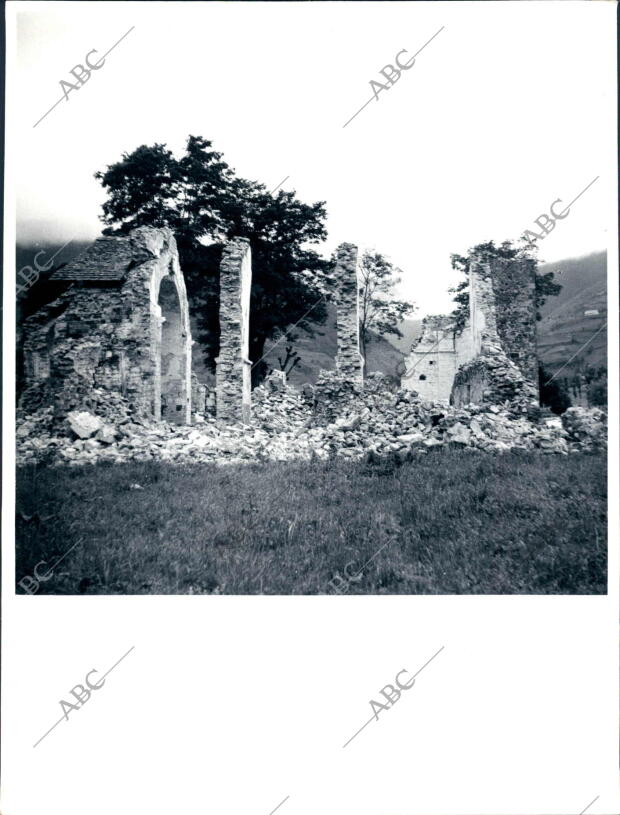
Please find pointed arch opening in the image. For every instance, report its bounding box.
[157,275,188,424]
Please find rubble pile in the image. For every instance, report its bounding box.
[451,336,538,413]
[15,373,607,467]
[561,406,608,451]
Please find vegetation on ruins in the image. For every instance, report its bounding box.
[358,250,416,363]
[16,450,606,595]
[448,239,562,334]
[94,135,331,383]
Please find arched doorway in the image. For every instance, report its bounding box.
[158,276,188,424]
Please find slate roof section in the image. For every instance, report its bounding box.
[50,236,134,282]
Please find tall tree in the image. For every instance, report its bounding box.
[358,250,415,363]
[95,136,330,383]
[447,237,561,334]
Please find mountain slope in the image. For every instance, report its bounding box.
[388,318,424,354]
[537,251,607,377]
[261,303,404,385]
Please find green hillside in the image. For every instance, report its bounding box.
[387,318,424,354]
[261,303,404,385]
[537,251,607,378]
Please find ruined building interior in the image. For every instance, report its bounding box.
[402,256,539,406]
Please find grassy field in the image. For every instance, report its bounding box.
[15,449,606,595]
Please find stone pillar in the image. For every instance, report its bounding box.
[334,242,363,383]
[489,256,539,398]
[216,238,252,423]
[469,259,499,354]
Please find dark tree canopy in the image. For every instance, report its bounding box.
[539,364,571,415]
[448,238,562,334]
[95,135,330,383]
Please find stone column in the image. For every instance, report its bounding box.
[334,242,364,383]
[216,238,252,423]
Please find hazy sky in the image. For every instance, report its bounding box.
[9,0,616,315]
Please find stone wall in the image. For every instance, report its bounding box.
[402,314,475,402]
[334,242,364,383]
[399,253,540,411]
[20,227,193,424]
[215,238,252,424]
[490,256,538,396]
[191,373,207,418]
[451,339,538,411]
[451,258,538,411]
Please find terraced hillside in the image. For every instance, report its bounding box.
[537,251,607,378]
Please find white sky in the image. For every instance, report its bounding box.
[9,0,616,315]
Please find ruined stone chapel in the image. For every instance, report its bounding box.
[19,226,540,425]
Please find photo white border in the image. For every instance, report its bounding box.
[2,3,618,814]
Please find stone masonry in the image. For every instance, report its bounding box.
[215,238,252,424]
[20,227,193,424]
[400,252,540,410]
[333,242,364,383]
[402,314,474,402]
[451,258,538,410]
[489,256,539,397]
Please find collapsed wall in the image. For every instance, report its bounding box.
[450,258,538,410]
[399,252,539,410]
[491,256,538,392]
[20,227,193,424]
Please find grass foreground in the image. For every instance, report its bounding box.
[16,449,607,595]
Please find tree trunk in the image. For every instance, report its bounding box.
[249,334,268,387]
